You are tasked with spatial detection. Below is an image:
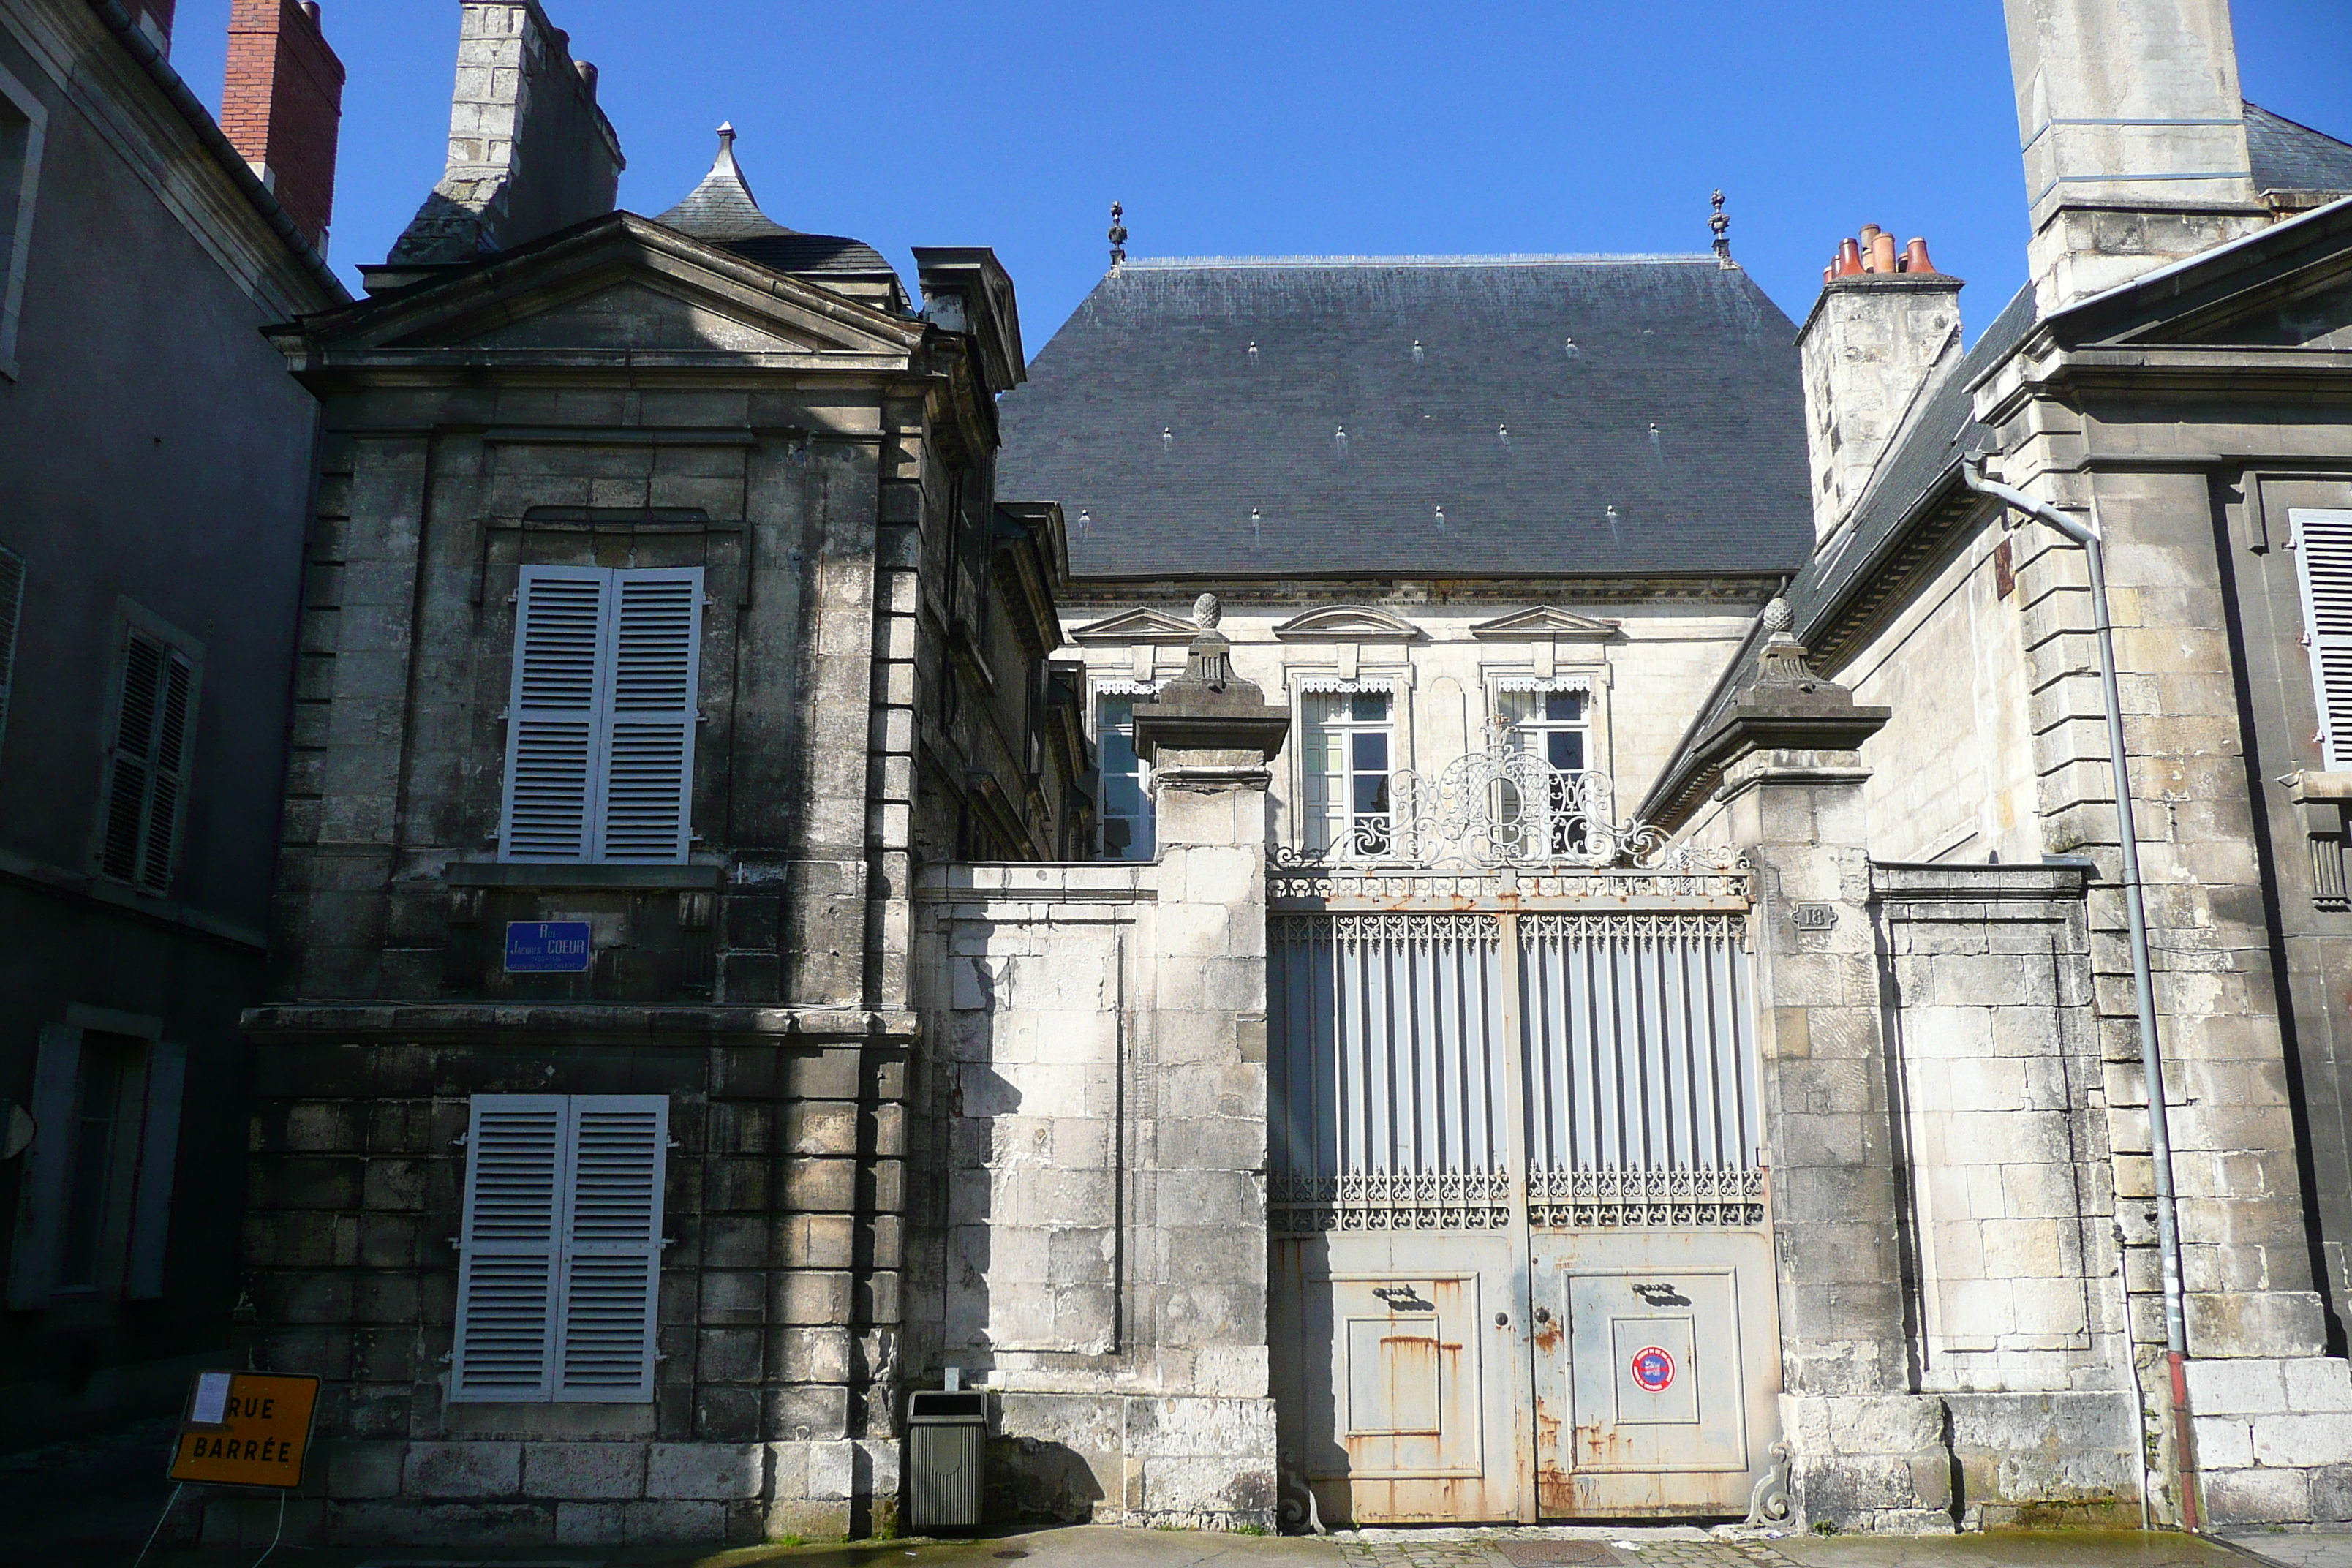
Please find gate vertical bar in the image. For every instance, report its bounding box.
[1495,908,1536,1523]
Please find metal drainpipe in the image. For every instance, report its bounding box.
[1961,458,2199,1530]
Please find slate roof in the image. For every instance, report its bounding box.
[655,129,900,286]
[996,255,1814,581]
[1640,284,2040,820]
[2247,103,2352,199]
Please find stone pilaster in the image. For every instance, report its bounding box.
[1121,615,1289,1526]
[1680,626,1950,1531]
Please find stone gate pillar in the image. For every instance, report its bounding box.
[1677,623,1953,1530]
[1123,605,1289,1526]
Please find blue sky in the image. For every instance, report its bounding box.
[175,1,2352,349]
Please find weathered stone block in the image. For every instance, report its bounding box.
[402,1441,521,1498]
[647,1442,764,1500]
[522,1442,646,1499]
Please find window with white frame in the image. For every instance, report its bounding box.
[451,1094,668,1403]
[1499,683,1593,853]
[1499,685,1589,772]
[95,618,199,894]
[1097,688,1154,859]
[1301,687,1393,856]
[501,566,703,864]
[2293,509,2352,769]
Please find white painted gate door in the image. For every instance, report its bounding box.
[1270,908,1779,1525]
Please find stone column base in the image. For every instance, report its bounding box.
[2188,1356,2352,1525]
[1782,1395,1956,1534]
[992,1391,1276,1529]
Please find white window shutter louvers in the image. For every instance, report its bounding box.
[0,545,23,753]
[553,1096,667,1401]
[451,1095,565,1402]
[2296,510,2352,772]
[500,569,608,863]
[596,570,702,864]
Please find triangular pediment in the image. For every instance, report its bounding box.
[1068,606,1202,644]
[283,214,925,363]
[2165,271,2352,348]
[1270,605,1420,642]
[1468,606,1622,641]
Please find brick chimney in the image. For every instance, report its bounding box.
[377,2,624,280]
[2003,0,2265,310]
[220,0,345,256]
[1795,230,1964,544]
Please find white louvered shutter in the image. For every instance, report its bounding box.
[451,1095,565,1402]
[553,1096,668,1401]
[0,545,23,753]
[500,568,608,862]
[97,629,197,893]
[595,570,702,863]
[2294,510,2352,769]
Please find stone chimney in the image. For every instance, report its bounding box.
[2003,0,2265,311]
[1795,228,1964,543]
[135,0,175,53]
[376,1,623,282]
[219,0,344,255]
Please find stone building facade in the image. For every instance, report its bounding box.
[0,0,343,1436]
[227,9,1088,1542]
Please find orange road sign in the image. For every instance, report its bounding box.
[168,1371,320,1488]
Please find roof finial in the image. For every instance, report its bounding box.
[1108,201,1128,271]
[1710,189,1732,265]
[717,121,736,146]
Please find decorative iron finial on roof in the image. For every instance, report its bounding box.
[1711,189,1731,263]
[1108,202,1128,270]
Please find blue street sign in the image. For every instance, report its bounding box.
[505,921,592,973]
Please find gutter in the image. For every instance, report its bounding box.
[1961,457,2198,1531]
[83,0,348,306]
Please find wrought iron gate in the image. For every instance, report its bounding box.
[1268,867,1776,1524]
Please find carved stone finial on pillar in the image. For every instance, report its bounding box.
[1132,597,1289,785]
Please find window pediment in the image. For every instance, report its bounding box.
[1468,606,1621,642]
[1270,605,1420,643]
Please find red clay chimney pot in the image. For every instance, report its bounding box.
[1835,238,1865,278]
[1902,237,1937,275]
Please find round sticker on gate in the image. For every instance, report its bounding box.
[1630,1345,1677,1392]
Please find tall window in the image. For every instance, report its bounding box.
[501,566,703,864]
[96,622,199,894]
[1302,689,1393,857]
[1499,686,1588,772]
[2293,509,2352,769]
[6,1025,184,1308]
[0,58,49,374]
[1098,692,1154,860]
[451,1094,668,1403]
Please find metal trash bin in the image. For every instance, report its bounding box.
[905,1389,987,1531]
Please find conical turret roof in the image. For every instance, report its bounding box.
[655,125,903,306]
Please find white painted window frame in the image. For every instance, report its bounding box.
[1093,679,1157,862]
[1297,680,1398,858]
[0,49,48,381]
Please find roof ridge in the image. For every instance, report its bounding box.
[1120,252,1729,270]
